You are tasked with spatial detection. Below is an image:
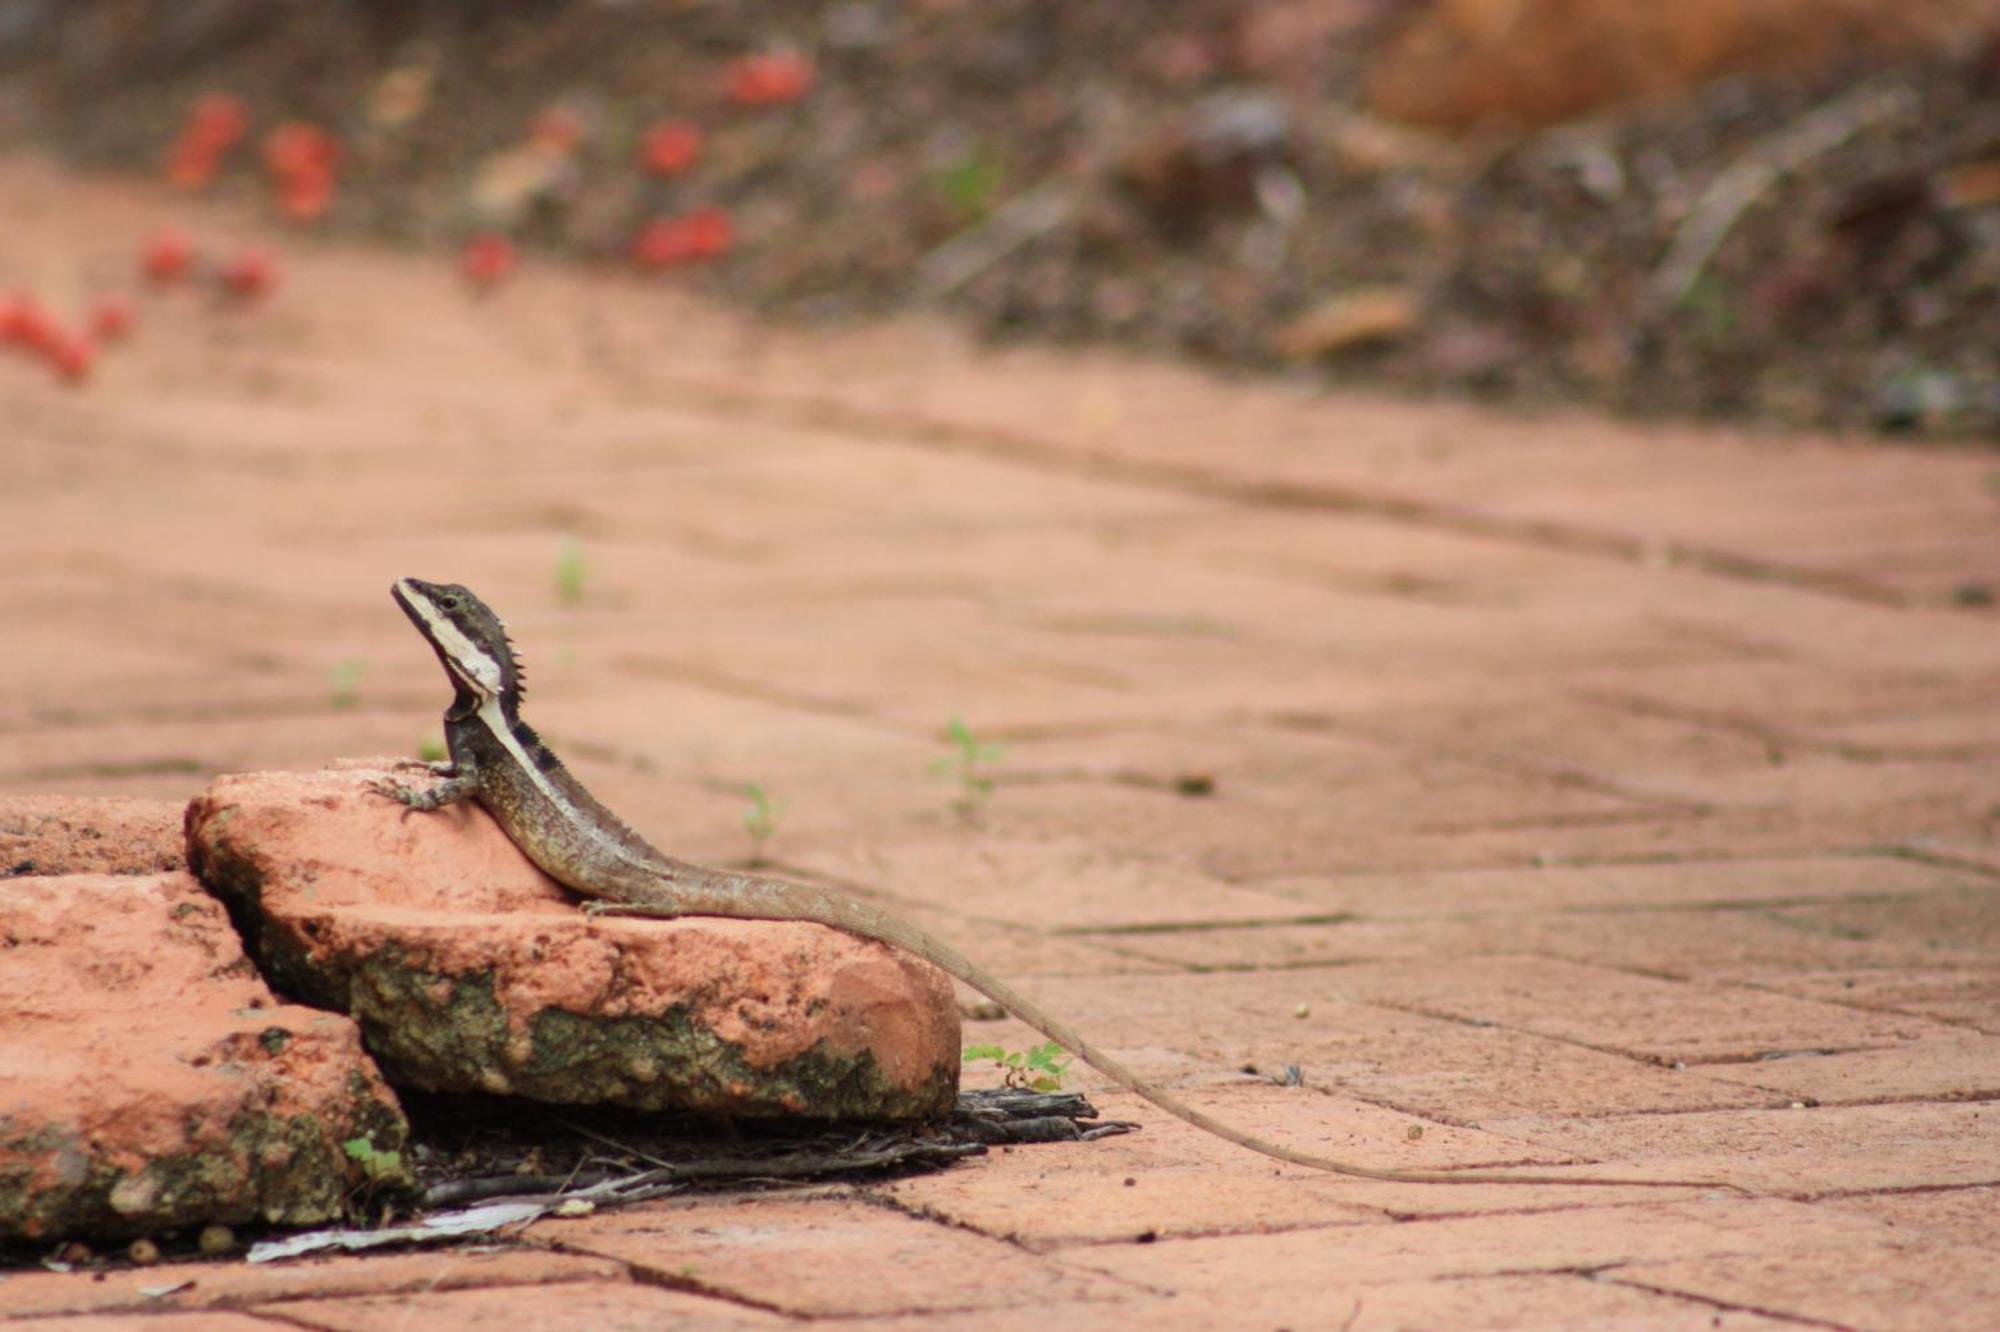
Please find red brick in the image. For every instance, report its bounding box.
[1698,1032,2000,1104]
[0,795,183,874]
[803,832,1315,931]
[868,1138,1386,1251]
[961,971,1771,1122]
[1771,891,2000,955]
[833,1275,1798,1332]
[1481,1100,2000,1193]
[1818,708,2000,754]
[1818,1184,2000,1248]
[1736,956,2000,1024]
[533,1194,1128,1317]
[251,1280,782,1331]
[1251,854,1977,921]
[0,872,409,1241]
[1068,1197,1894,1295]
[23,1315,288,1332]
[1750,964,2000,1035]
[1087,897,1970,983]
[871,1073,1738,1246]
[1328,954,1954,1063]
[0,1250,622,1319]
[1616,1240,2000,1332]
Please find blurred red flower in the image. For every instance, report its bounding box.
[141,228,197,284]
[220,248,279,300]
[0,293,45,348]
[632,207,734,267]
[166,92,248,190]
[639,120,703,176]
[460,232,518,289]
[725,51,813,106]
[263,123,341,222]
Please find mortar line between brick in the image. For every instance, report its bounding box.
[1600,1274,1862,1330]
[1722,977,2000,1036]
[1881,843,2000,884]
[544,1239,798,1319]
[216,1309,335,1332]
[641,375,1938,612]
[849,1190,1172,1301]
[1353,995,1904,1071]
[1043,1191,1775,1252]
[1410,809,1703,836]
[1338,1080,1789,1126]
[1790,1179,2000,1205]
[1221,842,1904,881]
[1059,890,1929,942]
[1584,688,2000,763]
[20,1260,617,1324]
[0,691,440,737]
[1256,709,1715,814]
[1721,1089,2000,1112]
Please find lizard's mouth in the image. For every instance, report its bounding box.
[391,577,452,637]
[390,577,429,620]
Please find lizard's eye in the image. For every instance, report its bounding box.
[439,595,460,610]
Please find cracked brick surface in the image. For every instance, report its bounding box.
[2,150,1997,1329]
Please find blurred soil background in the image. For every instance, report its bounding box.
[2,0,1997,437]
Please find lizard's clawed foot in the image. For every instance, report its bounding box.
[367,778,426,808]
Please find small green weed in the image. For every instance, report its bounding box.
[554,537,589,606]
[935,151,1004,222]
[743,781,785,865]
[327,660,364,709]
[342,1136,404,1182]
[416,736,448,764]
[961,1040,1071,1092]
[931,716,1004,818]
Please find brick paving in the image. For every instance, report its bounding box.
[3,153,1998,1329]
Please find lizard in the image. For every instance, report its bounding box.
[373,576,1733,1191]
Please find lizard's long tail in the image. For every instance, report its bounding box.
[628,871,1737,1192]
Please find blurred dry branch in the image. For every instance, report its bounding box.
[1649,81,1920,310]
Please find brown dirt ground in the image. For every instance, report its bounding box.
[7,1,1998,438]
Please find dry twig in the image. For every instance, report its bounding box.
[1649,82,1918,311]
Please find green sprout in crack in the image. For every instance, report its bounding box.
[554,537,589,607]
[341,1136,404,1182]
[743,781,785,866]
[327,659,364,710]
[416,735,448,764]
[931,716,1004,819]
[961,1040,1071,1092]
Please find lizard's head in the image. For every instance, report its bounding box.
[391,577,524,710]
